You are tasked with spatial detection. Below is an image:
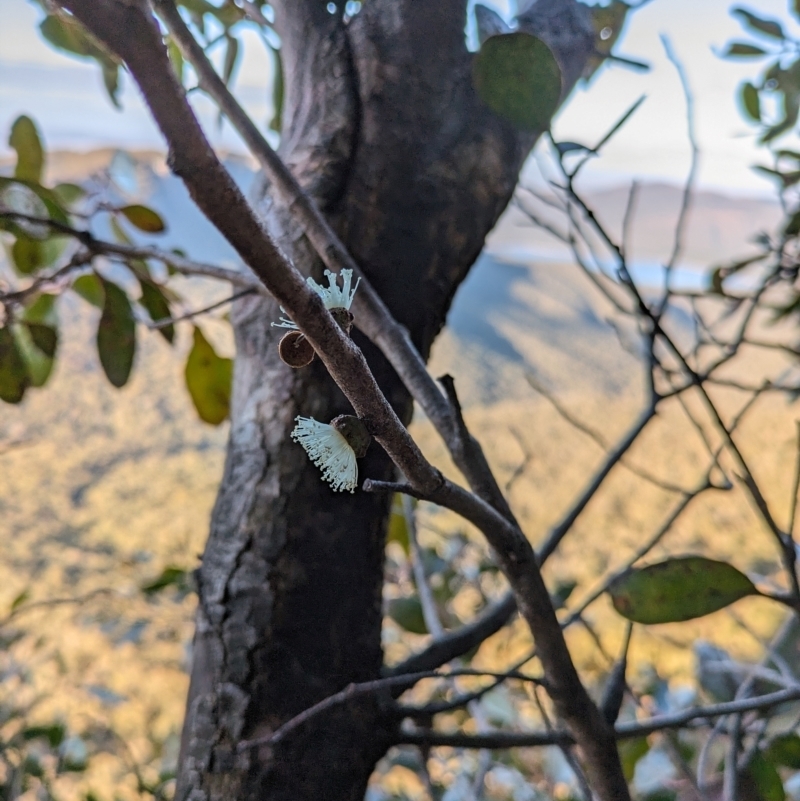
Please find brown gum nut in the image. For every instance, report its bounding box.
[278,331,315,368]
[330,415,371,458]
[330,307,354,335]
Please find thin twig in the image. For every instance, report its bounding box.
[0,588,119,628]
[538,406,657,562]
[405,494,445,639]
[658,35,699,314]
[236,668,545,752]
[145,288,255,329]
[526,373,685,493]
[400,684,800,749]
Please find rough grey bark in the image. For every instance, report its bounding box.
[176,2,596,800]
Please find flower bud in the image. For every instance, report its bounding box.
[330,414,371,458]
[279,330,315,368]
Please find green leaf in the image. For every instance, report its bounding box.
[119,204,165,233]
[618,737,649,782]
[270,48,284,133]
[762,93,800,143]
[387,495,410,554]
[764,734,800,769]
[732,8,785,40]
[52,182,85,207]
[23,722,66,748]
[745,752,785,801]
[11,236,46,275]
[102,61,121,109]
[109,215,134,245]
[551,578,578,610]
[387,596,428,634]
[40,13,121,109]
[0,326,29,404]
[9,116,44,183]
[608,556,757,624]
[11,234,68,276]
[23,755,45,778]
[10,588,30,612]
[0,181,50,239]
[741,82,761,121]
[141,566,189,595]
[722,42,768,58]
[22,293,58,326]
[40,13,94,57]
[166,37,184,83]
[184,326,232,425]
[556,141,593,155]
[97,279,136,388]
[14,323,57,387]
[710,267,725,295]
[473,32,562,131]
[223,35,240,86]
[26,324,58,359]
[786,209,800,237]
[0,177,69,225]
[139,280,174,344]
[753,165,800,186]
[71,274,104,308]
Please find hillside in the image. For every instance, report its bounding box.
[0,150,797,796]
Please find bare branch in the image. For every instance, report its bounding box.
[658,36,699,310]
[237,667,546,752]
[526,374,686,494]
[387,592,518,677]
[144,288,256,330]
[0,588,119,629]
[405,495,445,639]
[0,212,262,306]
[621,180,639,260]
[790,421,800,539]
[400,684,800,749]
[538,406,656,562]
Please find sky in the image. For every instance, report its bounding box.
[0,0,798,196]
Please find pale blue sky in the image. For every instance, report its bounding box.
[0,0,797,194]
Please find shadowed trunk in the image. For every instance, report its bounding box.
[176,2,595,799]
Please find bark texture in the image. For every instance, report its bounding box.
[177,2,595,799]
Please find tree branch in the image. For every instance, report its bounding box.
[59,3,630,795]
[386,592,518,677]
[0,212,262,306]
[399,685,800,749]
[538,406,656,562]
[237,667,545,752]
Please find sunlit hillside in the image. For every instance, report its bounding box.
[1,150,797,797]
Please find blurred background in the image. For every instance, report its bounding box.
[3,1,800,799]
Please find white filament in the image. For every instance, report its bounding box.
[291,416,358,493]
[272,269,360,329]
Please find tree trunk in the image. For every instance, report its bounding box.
[176,2,595,799]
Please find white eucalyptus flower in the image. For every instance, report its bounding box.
[291,416,359,493]
[273,269,360,330]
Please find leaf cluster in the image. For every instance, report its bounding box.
[0,115,232,425]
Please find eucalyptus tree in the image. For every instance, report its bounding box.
[11,2,800,801]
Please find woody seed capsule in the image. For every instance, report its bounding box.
[278,330,315,368]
